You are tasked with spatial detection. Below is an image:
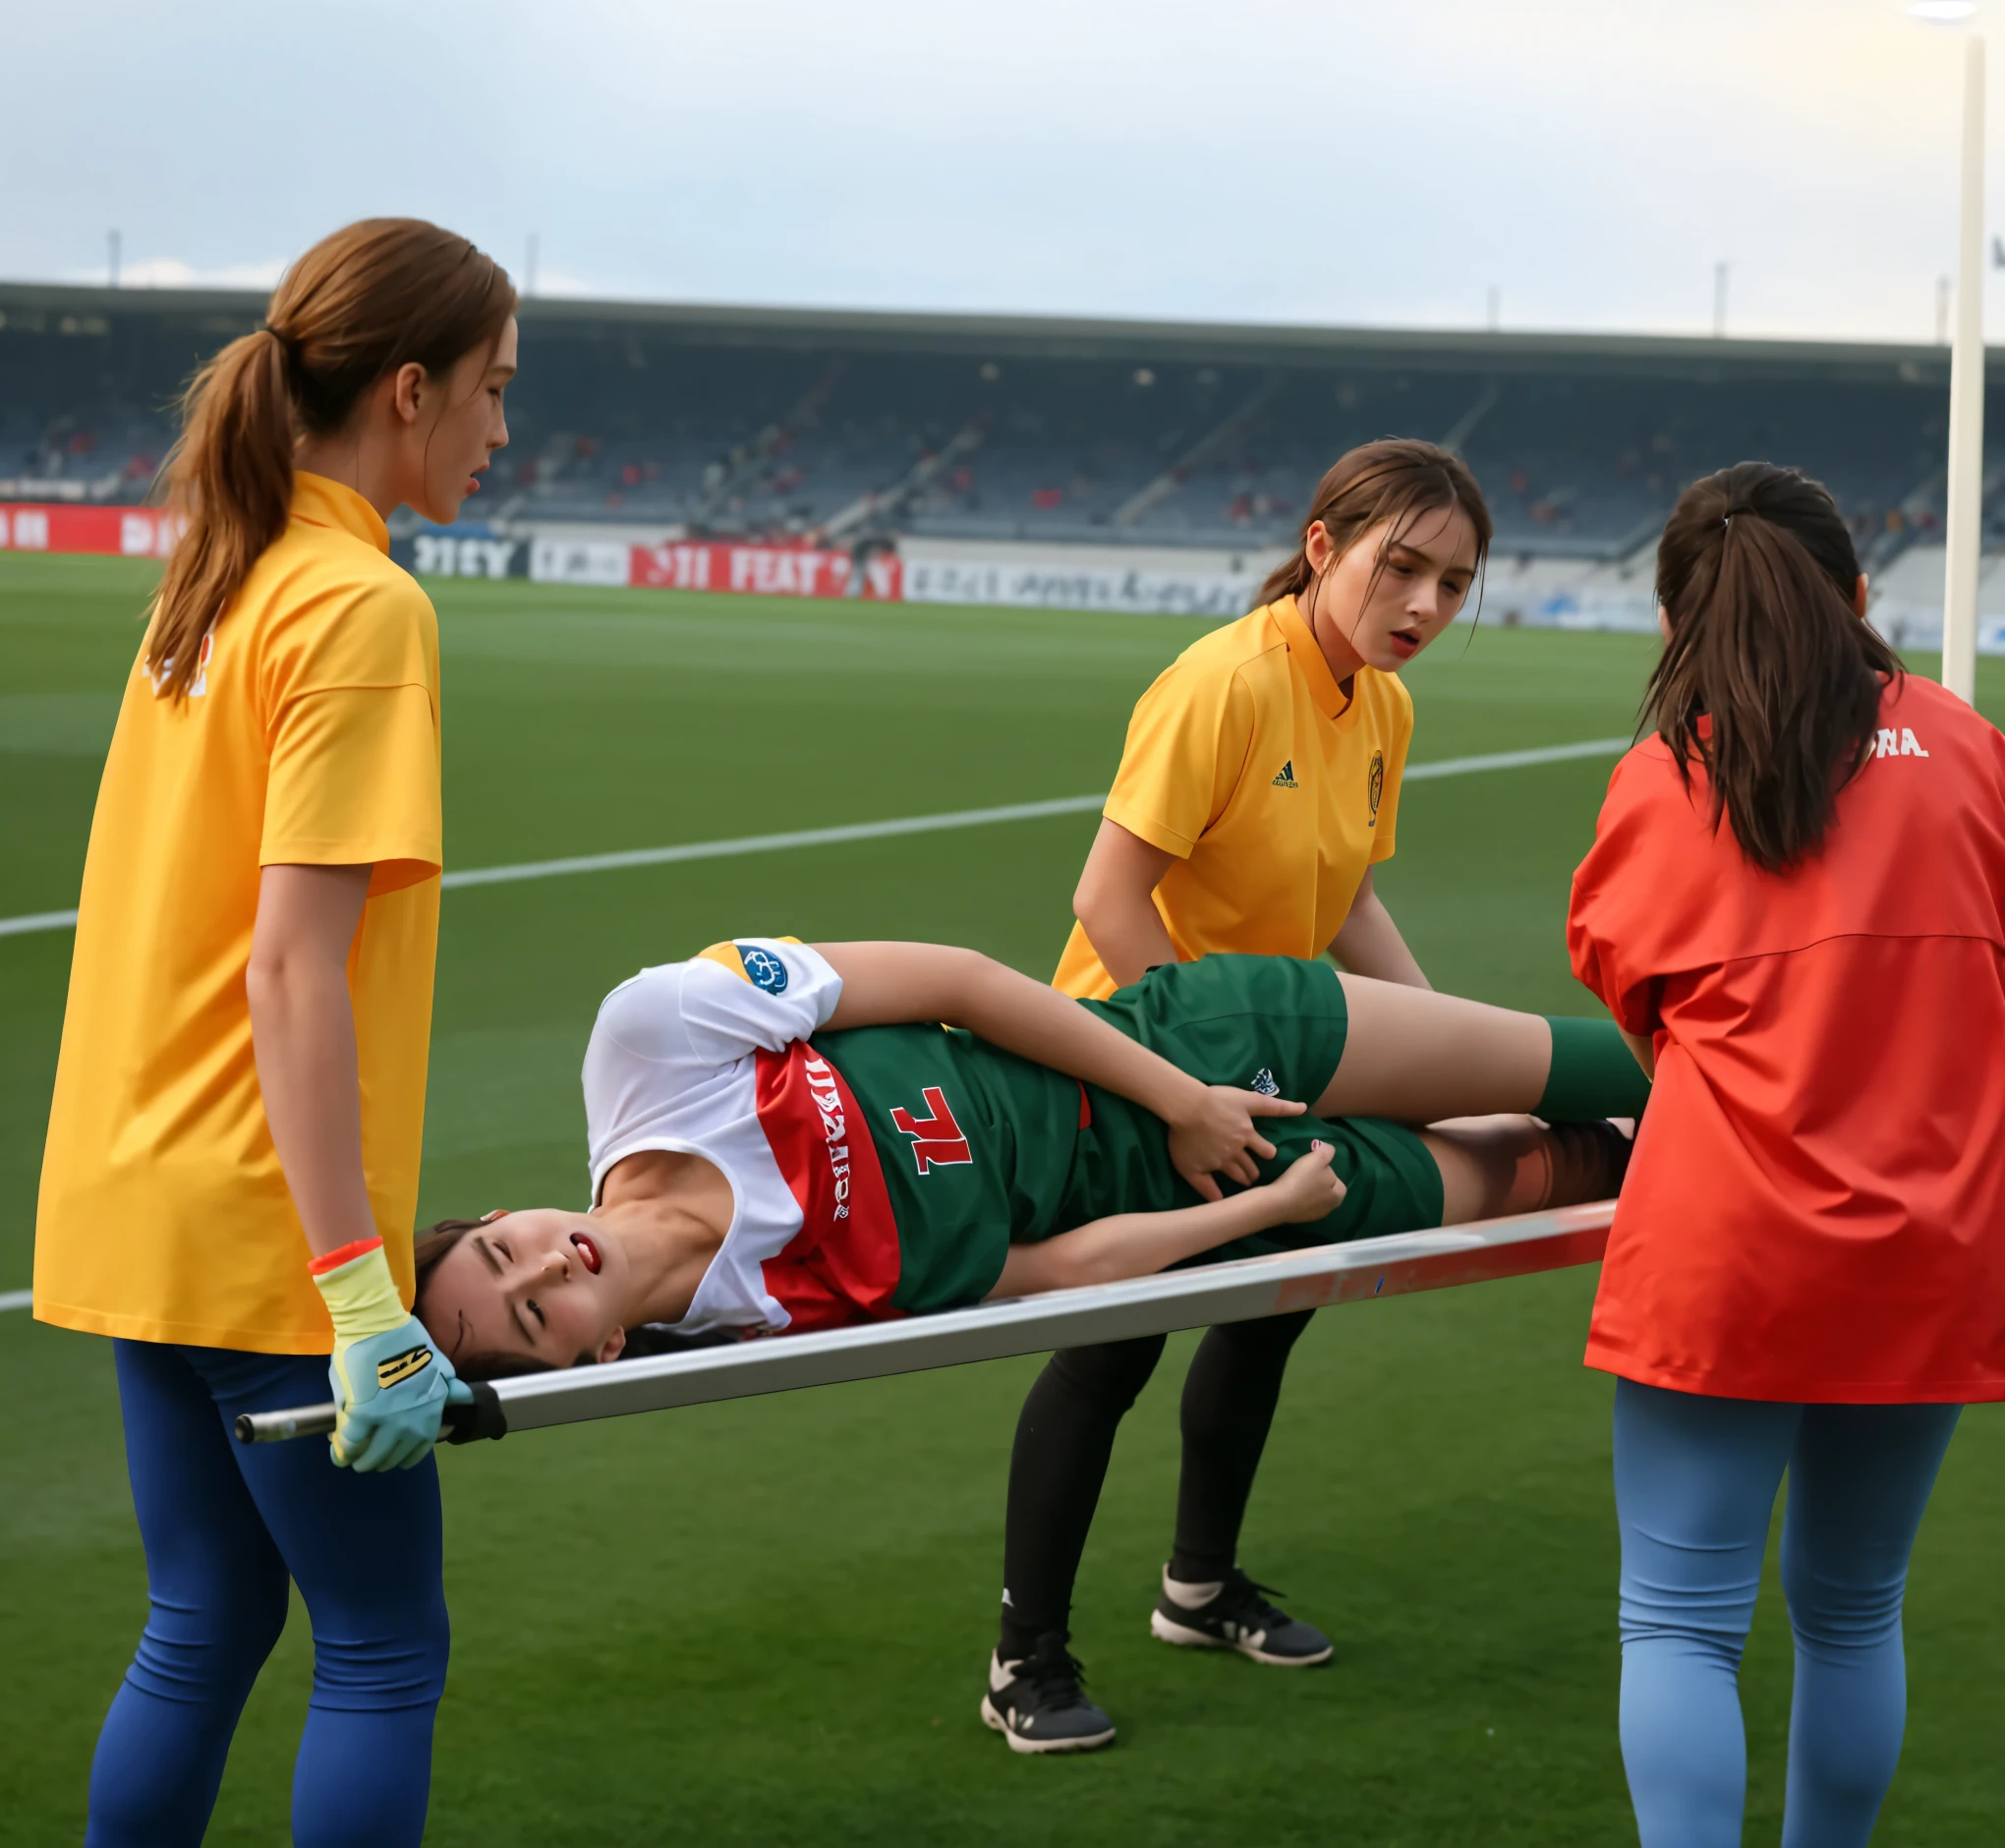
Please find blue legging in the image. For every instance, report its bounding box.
[87,1340,449,1848]
[1614,1378,1962,1848]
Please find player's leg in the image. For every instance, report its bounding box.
[1087,956,1646,1129]
[86,1341,294,1848]
[1170,1310,1316,1589]
[984,1335,1166,1753]
[207,1350,450,1848]
[1612,1378,1800,1848]
[1151,1308,1332,1665]
[1420,1114,1633,1225]
[1776,1402,1962,1848]
[1317,974,1647,1126]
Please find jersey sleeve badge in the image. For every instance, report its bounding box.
[696,939,799,994]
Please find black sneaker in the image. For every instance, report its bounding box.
[980,1633,1117,1754]
[1149,1565,1334,1666]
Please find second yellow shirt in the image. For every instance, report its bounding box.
[1054,594,1412,1000]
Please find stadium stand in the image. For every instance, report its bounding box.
[0,281,1993,567]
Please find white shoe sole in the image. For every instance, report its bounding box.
[980,1693,1117,1754]
[1149,1606,1335,1666]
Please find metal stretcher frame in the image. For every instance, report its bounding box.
[236,1199,1615,1447]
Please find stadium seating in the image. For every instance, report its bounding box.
[0,284,1993,565]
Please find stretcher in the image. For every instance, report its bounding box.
[236,1199,1614,1446]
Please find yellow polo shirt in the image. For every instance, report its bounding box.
[1054,594,1411,1000]
[34,473,443,1354]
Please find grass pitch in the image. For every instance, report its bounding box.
[3,553,2001,1845]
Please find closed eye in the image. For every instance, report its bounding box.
[525,1298,546,1328]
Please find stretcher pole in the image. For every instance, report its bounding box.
[236,1199,1615,1446]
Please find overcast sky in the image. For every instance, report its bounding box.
[6,1,2002,341]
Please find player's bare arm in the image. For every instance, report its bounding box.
[1069,821,1180,989]
[1327,867,1431,990]
[989,1142,1346,1299]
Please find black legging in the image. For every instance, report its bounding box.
[998,1309,1315,1659]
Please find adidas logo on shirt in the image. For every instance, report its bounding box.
[1272,760,1298,788]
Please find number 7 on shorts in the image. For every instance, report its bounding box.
[889,1087,973,1176]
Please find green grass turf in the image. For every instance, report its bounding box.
[3,552,2002,1844]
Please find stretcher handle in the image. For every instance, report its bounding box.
[233,1380,507,1446]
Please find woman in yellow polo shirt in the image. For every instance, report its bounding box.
[33,220,515,1845]
[985,439,1491,1751]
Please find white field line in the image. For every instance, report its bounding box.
[1402,737,1630,780]
[438,793,1110,891]
[0,737,1631,945]
[0,909,84,940]
[0,733,1633,1307]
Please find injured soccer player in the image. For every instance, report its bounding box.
[413,939,1648,1378]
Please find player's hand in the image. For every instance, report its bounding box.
[1260,1140,1347,1226]
[1165,1083,1307,1201]
[311,1237,468,1473]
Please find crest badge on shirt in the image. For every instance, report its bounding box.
[1367,750,1385,827]
[736,945,789,994]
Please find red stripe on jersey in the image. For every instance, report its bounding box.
[755,1042,903,1332]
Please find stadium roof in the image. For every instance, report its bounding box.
[0,280,1961,388]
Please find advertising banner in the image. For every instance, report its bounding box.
[630,542,900,601]
[899,552,1254,618]
[0,502,184,557]
[1526,588,1659,633]
[531,536,633,587]
[401,531,527,579]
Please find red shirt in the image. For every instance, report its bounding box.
[1568,675,2005,1402]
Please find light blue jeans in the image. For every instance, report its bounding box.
[1613,1378,1962,1848]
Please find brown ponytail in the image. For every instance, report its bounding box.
[1647,462,1900,874]
[1258,437,1493,609]
[147,218,516,699]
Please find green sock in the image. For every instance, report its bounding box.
[1537,1015,1651,1121]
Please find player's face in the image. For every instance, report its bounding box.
[409,315,518,525]
[1310,503,1479,673]
[424,1208,629,1373]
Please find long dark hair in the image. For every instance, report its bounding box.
[1647,462,1900,873]
[1257,437,1493,609]
[147,218,515,699]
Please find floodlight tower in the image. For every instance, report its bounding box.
[1913,1,1986,702]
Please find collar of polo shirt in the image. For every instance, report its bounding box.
[1273,595,1354,722]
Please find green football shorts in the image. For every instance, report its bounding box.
[1060,953,1447,1259]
